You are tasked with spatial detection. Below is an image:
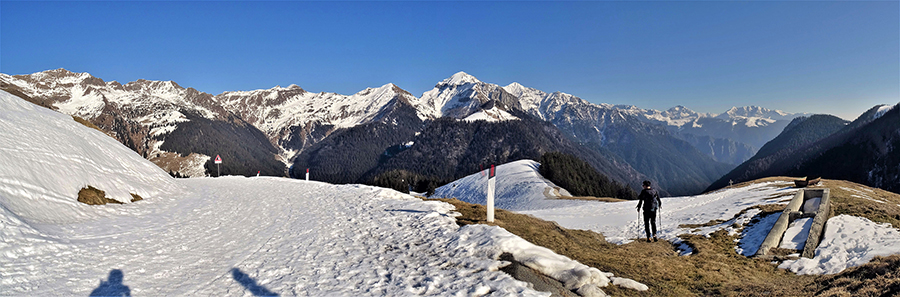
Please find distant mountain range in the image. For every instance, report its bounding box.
[1,69,809,195]
[708,104,900,193]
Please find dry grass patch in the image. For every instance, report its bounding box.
[77,186,123,205]
[431,198,816,296]
[812,255,900,297]
[71,115,108,135]
[78,186,143,205]
[813,179,900,227]
[429,179,900,296]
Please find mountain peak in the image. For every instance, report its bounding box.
[506,82,525,89]
[439,71,481,86]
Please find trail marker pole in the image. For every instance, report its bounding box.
[214,155,222,177]
[305,168,309,181]
[487,164,496,223]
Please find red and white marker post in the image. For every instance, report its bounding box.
[305,168,309,181]
[487,164,496,223]
[214,155,222,177]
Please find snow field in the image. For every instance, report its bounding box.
[523,182,799,246]
[1,90,646,296]
[779,215,900,275]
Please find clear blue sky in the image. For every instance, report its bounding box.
[2,1,897,120]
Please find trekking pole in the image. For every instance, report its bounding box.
[657,208,662,237]
[637,210,642,240]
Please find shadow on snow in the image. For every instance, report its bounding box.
[232,268,279,296]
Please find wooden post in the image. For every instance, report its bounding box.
[487,165,496,223]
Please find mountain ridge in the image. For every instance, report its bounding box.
[1,68,809,194]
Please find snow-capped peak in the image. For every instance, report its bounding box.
[719,106,790,119]
[872,104,895,120]
[439,71,481,86]
[504,82,526,93]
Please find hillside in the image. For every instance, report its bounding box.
[787,104,900,193]
[707,114,849,191]
[708,104,899,193]
[365,115,650,195]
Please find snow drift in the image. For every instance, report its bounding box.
[433,160,578,211]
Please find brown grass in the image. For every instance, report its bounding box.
[812,179,900,227]
[431,178,900,296]
[812,255,900,297]
[430,198,815,296]
[130,193,143,202]
[71,115,109,135]
[77,186,123,205]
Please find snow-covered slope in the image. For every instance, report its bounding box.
[432,160,576,211]
[0,90,177,222]
[0,90,646,296]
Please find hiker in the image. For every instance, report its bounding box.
[636,180,661,242]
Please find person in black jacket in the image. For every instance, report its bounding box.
[636,180,661,242]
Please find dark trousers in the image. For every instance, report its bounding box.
[643,210,657,238]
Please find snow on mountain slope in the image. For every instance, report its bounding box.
[216,82,421,158]
[417,72,522,119]
[618,104,798,129]
[1,69,220,121]
[462,106,519,122]
[0,90,177,222]
[871,104,896,120]
[1,90,646,296]
[432,160,577,211]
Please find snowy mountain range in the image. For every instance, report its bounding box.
[1,68,803,194]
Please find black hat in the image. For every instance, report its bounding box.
[642,180,652,187]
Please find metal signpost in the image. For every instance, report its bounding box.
[215,155,222,177]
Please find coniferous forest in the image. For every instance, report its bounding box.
[539,152,638,200]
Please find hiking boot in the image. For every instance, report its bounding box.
[653,236,658,242]
[647,237,652,242]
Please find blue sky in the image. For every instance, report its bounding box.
[1,1,897,120]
